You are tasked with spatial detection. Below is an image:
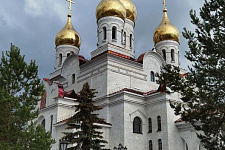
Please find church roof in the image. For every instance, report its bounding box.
[109,84,166,96]
[55,117,112,126]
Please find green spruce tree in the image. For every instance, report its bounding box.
[158,0,225,149]
[65,82,109,150]
[0,44,54,150]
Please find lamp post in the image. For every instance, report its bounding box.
[59,139,69,150]
[114,143,127,150]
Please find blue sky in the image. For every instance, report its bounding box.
[0,0,204,79]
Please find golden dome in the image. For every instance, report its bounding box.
[55,15,81,48]
[96,0,126,21]
[153,7,179,45]
[118,0,137,22]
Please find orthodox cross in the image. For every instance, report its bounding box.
[66,0,75,15]
[163,0,167,11]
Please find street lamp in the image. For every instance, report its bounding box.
[59,139,69,150]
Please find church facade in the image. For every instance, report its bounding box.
[37,0,205,149]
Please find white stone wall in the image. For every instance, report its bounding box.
[155,40,180,67]
[97,17,124,48]
[39,41,205,150]
[123,19,135,54]
[55,45,79,70]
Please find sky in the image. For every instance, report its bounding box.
[0,0,204,79]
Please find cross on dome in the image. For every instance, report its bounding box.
[163,0,167,12]
[66,0,75,15]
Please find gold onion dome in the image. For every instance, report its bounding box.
[96,0,126,21]
[118,0,137,22]
[153,2,179,45]
[55,14,81,48]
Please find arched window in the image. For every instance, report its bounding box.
[171,49,175,61]
[112,26,117,40]
[121,29,123,43]
[124,32,126,45]
[103,27,107,40]
[149,140,153,150]
[50,115,53,133]
[59,53,62,66]
[157,116,162,131]
[148,118,152,133]
[67,53,70,57]
[72,74,75,84]
[41,119,45,130]
[162,49,166,61]
[133,117,142,133]
[130,34,132,47]
[150,71,155,82]
[158,139,162,150]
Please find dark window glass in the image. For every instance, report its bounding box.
[72,74,75,84]
[103,27,107,40]
[133,117,142,133]
[112,26,117,40]
[124,32,126,45]
[121,29,123,43]
[67,53,70,57]
[59,53,62,66]
[41,119,45,130]
[149,140,153,150]
[50,115,53,133]
[150,71,155,82]
[148,118,152,133]
[162,49,166,61]
[157,116,162,131]
[171,49,175,61]
[158,139,162,150]
[130,34,132,47]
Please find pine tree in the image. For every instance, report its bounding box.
[158,0,225,149]
[0,44,54,150]
[65,82,109,150]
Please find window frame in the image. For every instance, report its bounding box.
[149,140,153,150]
[41,119,45,130]
[103,27,107,40]
[162,49,166,61]
[133,117,142,134]
[158,139,162,150]
[171,49,175,61]
[59,53,62,66]
[112,26,117,40]
[72,74,75,84]
[148,118,152,133]
[157,116,162,131]
[150,71,155,82]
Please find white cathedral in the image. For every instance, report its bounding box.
[37,0,206,149]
